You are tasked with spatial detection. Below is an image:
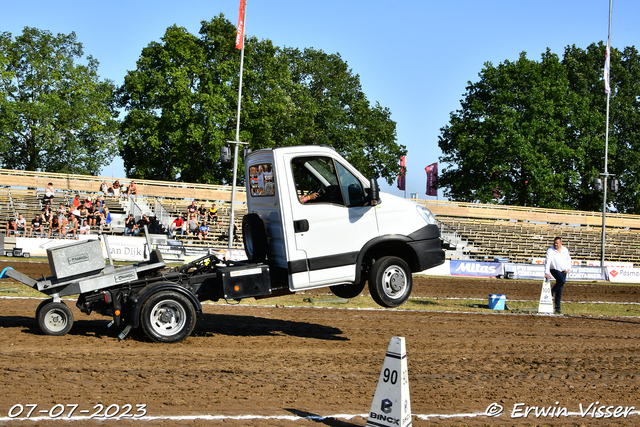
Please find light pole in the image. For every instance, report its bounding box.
[225,140,248,249]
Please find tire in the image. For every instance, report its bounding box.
[242,213,268,263]
[35,298,53,320]
[330,280,366,299]
[140,291,196,343]
[38,301,74,336]
[368,256,413,308]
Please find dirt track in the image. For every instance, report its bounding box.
[1,261,640,426]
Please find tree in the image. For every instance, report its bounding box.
[0,27,119,174]
[118,15,403,185]
[438,43,640,213]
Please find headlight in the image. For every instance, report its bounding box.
[416,205,437,225]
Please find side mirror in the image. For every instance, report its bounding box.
[220,146,231,163]
[368,177,381,206]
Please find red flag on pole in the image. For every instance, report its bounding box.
[236,0,246,50]
[604,36,611,94]
[425,162,437,196]
[397,156,406,191]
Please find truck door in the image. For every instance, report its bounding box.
[285,154,378,289]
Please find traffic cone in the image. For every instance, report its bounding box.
[366,337,411,427]
[538,279,554,314]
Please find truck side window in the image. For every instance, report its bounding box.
[335,162,366,207]
[248,163,275,196]
[292,157,344,206]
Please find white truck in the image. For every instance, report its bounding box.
[242,145,444,307]
[1,145,444,343]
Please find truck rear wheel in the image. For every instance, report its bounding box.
[330,280,366,299]
[242,213,268,263]
[140,291,196,343]
[368,256,412,308]
[38,301,74,336]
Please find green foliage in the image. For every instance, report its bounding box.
[118,15,403,184]
[0,27,119,174]
[438,43,640,213]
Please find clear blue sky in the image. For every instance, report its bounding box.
[2,0,637,199]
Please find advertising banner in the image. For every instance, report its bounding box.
[607,267,640,284]
[15,235,148,262]
[450,260,503,277]
[513,263,606,281]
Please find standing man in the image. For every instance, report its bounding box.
[544,237,572,315]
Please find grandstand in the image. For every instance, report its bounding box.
[1,168,639,267]
[425,200,640,267]
[0,169,247,249]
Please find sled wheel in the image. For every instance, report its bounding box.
[242,213,268,263]
[35,298,53,320]
[38,301,74,336]
[140,291,196,343]
[330,280,366,299]
[368,256,413,308]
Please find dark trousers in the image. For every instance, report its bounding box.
[550,269,567,310]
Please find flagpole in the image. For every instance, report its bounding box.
[600,0,612,266]
[229,0,246,249]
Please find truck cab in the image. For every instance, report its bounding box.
[243,145,444,307]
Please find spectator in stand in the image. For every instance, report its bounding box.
[5,219,18,236]
[87,204,96,226]
[102,207,112,228]
[16,214,27,236]
[43,182,55,203]
[187,213,199,236]
[219,222,238,242]
[101,180,109,196]
[120,182,128,199]
[111,180,121,197]
[79,220,91,235]
[198,204,207,221]
[70,204,81,220]
[208,204,218,224]
[78,203,88,225]
[187,201,197,217]
[124,214,137,236]
[71,194,81,209]
[136,214,150,234]
[169,216,185,238]
[48,215,61,238]
[66,214,79,239]
[94,196,105,209]
[127,181,138,200]
[93,210,104,230]
[41,203,52,223]
[29,214,44,237]
[197,220,210,240]
[57,203,67,222]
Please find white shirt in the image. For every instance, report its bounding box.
[545,245,571,274]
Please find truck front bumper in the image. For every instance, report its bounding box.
[407,224,445,272]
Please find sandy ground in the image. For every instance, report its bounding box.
[1,260,640,426]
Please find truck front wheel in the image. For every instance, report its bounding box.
[140,291,196,343]
[368,256,413,308]
[38,301,74,336]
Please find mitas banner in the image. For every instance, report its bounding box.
[425,162,437,196]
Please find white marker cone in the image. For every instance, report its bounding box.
[366,336,411,427]
[538,279,554,314]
